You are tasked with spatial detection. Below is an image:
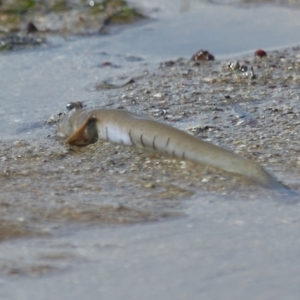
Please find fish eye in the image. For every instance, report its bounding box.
[66,103,75,111]
[66,102,84,111]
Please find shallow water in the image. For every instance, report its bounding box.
[1,1,300,299]
[2,195,300,299]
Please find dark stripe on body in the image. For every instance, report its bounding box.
[105,127,109,140]
[152,136,157,150]
[140,134,146,147]
[166,137,170,147]
[129,130,135,146]
[182,152,185,159]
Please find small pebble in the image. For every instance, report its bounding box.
[144,182,155,189]
[255,49,267,57]
[192,49,215,61]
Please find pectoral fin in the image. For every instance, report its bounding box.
[65,119,91,145]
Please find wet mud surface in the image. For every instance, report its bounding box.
[1,46,300,276]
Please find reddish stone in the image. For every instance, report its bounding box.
[192,50,215,61]
[255,49,267,57]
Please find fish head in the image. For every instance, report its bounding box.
[56,102,98,145]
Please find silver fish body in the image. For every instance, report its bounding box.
[56,103,294,193]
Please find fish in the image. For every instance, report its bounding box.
[55,102,295,194]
